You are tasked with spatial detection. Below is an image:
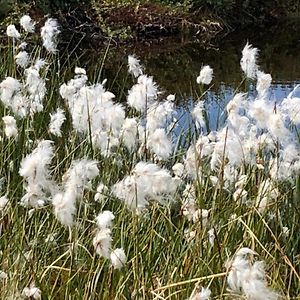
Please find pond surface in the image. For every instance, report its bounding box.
[78,20,300,131]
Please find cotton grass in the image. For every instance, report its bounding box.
[0,15,297,299]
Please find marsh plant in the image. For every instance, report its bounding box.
[0,14,299,300]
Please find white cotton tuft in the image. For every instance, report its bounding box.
[267,112,290,143]
[147,128,173,160]
[189,286,211,300]
[112,161,179,211]
[256,179,278,213]
[127,75,158,112]
[120,117,138,151]
[94,183,108,202]
[19,140,56,208]
[0,270,8,279]
[22,284,41,300]
[256,71,272,97]
[19,140,54,181]
[2,116,18,138]
[41,18,60,53]
[208,228,215,246]
[181,184,197,221]
[15,51,29,68]
[240,42,259,79]
[49,108,66,137]
[20,15,35,33]
[60,73,125,156]
[34,59,47,71]
[226,247,278,299]
[0,195,9,210]
[192,101,206,129]
[146,100,175,133]
[75,67,86,75]
[52,192,76,227]
[172,162,185,177]
[52,159,99,226]
[192,209,209,226]
[93,228,112,258]
[248,99,272,129]
[6,24,20,39]
[167,94,175,101]
[95,210,115,229]
[128,55,143,78]
[24,65,47,115]
[64,159,99,191]
[0,77,22,107]
[110,248,127,269]
[281,95,300,125]
[235,247,257,257]
[196,65,213,85]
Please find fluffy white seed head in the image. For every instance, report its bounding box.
[19,140,54,181]
[94,183,108,202]
[0,195,9,210]
[128,55,143,78]
[167,94,175,101]
[256,71,272,97]
[172,162,185,177]
[113,161,179,211]
[19,42,27,49]
[22,284,41,300]
[52,192,76,227]
[192,101,206,129]
[63,159,99,194]
[121,118,139,151]
[197,65,213,85]
[19,140,57,208]
[15,51,30,68]
[41,18,60,53]
[189,286,211,300]
[236,247,257,257]
[147,128,173,160]
[0,77,22,105]
[24,65,46,115]
[281,92,300,125]
[34,59,47,71]
[6,24,20,38]
[93,228,112,258]
[192,209,209,226]
[20,15,35,33]
[240,43,259,79]
[110,248,127,269]
[53,158,99,226]
[95,210,115,229]
[127,75,158,112]
[146,100,175,133]
[2,116,18,138]
[75,67,86,75]
[49,108,66,137]
[0,271,8,280]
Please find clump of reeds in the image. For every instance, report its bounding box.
[0,14,299,300]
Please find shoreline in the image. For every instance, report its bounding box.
[1,2,299,49]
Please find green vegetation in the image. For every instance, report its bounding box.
[0,14,300,300]
[1,0,299,43]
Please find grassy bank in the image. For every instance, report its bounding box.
[1,1,299,45]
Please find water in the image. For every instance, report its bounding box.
[77,20,300,131]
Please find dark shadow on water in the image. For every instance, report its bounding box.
[76,19,300,94]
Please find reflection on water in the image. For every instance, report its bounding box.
[201,83,300,131]
[77,20,300,130]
